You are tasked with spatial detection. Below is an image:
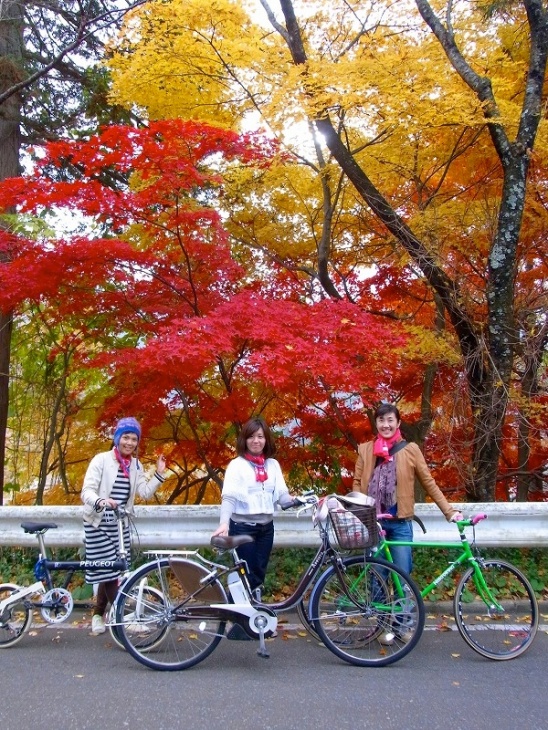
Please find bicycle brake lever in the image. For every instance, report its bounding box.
[295,502,315,517]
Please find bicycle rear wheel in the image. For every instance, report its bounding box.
[454,559,539,660]
[116,557,227,671]
[309,556,425,667]
[0,584,32,648]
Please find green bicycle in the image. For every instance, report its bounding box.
[363,510,539,660]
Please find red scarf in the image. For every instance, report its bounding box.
[373,429,403,462]
[114,447,132,478]
[245,453,268,482]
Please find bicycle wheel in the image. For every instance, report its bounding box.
[116,557,228,671]
[454,559,539,660]
[108,584,166,652]
[0,584,33,648]
[309,556,425,667]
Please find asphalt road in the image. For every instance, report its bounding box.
[0,610,546,730]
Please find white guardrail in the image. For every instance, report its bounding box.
[0,502,547,549]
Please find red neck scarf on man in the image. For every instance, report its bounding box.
[114,447,132,478]
[244,453,268,482]
[373,428,403,462]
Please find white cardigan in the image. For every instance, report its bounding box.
[81,449,163,527]
[219,456,291,524]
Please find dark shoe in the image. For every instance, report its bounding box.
[226,624,252,641]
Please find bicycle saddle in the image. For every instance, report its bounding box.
[210,535,254,550]
[21,522,58,534]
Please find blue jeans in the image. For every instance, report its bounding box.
[380,518,413,575]
[229,519,274,590]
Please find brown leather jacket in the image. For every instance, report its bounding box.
[352,441,457,521]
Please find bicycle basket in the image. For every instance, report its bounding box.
[328,508,375,550]
[345,504,379,547]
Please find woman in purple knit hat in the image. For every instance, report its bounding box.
[81,417,167,634]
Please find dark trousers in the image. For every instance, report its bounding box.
[95,579,118,617]
[229,519,274,590]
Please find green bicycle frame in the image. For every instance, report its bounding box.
[370,521,504,611]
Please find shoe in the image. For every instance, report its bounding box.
[378,630,395,646]
[379,628,413,645]
[226,624,252,641]
[91,615,106,634]
[396,629,414,643]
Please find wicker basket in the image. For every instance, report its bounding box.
[328,508,376,550]
[345,504,379,547]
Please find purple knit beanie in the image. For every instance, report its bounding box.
[113,417,141,448]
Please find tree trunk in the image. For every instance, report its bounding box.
[35,362,68,505]
[0,0,23,504]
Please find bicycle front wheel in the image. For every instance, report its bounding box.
[295,592,321,641]
[116,557,227,671]
[0,584,32,648]
[454,559,539,660]
[309,556,425,667]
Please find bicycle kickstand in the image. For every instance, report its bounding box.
[255,615,270,659]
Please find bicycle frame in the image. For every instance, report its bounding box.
[371,517,504,611]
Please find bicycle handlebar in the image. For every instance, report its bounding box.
[470,513,487,526]
[281,490,317,511]
[377,512,488,530]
